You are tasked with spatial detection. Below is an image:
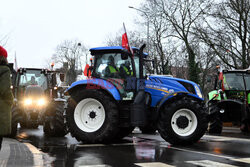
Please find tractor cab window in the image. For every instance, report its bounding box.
[94,53,133,79]
[245,74,250,90]
[224,73,244,90]
[133,54,146,78]
[19,70,48,90]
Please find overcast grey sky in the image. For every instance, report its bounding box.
[0,0,143,68]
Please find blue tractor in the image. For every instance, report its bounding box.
[65,45,207,145]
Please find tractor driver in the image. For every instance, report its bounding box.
[120,60,133,78]
[27,76,38,85]
[105,56,119,78]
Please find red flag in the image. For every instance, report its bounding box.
[122,33,129,51]
[122,23,134,56]
[83,64,91,77]
[218,68,225,91]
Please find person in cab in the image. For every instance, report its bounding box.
[105,56,119,78]
[120,60,133,78]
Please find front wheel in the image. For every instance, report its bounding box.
[66,90,119,143]
[158,96,208,145]
[9,107,21,137]
[44,102,68,137]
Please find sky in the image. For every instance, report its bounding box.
[0,0,143,68]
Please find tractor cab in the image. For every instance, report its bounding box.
[88,46,147,100]
[214,69,250,102]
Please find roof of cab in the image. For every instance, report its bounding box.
[89,46,148,57]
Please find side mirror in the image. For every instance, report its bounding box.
[121,52,129,60]
[59,73,65,82]
[51,73,57,86]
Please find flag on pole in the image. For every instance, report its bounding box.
[122,23,133,55]
[122,32,129,51]
[218,67,225,91]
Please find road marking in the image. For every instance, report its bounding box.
[0,160,7,167]
[186,160,237,167]
[159,144,235,160]
[203,135,250,142]
[24,143,44,167]
[79,165,111,167]
[232,158,250,163]
[135,162,174,167]
[77,144,106,147]
[77,143,135,147]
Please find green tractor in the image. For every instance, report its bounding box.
[207,68,250,134]
[10,68,67,137]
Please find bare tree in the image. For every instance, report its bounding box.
[196,0,250,69]
[52,39,88,85]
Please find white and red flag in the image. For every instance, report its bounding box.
[218,66,225,91]
[122,23,133,55]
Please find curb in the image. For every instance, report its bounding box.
[0,138,53,167]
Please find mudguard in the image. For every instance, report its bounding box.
[65,79,121,101]
[157,91,203,112]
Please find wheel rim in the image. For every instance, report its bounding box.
[171,108,198,137]
[74,98,105,133]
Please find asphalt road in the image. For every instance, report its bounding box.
[15,126,250,167]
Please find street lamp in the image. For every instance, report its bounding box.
[128,6,150,54]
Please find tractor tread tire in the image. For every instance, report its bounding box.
[8,107,21,138]
[66,89,119,143]
[207,102,223,134]
[158,96,208,146]
[44,102,67,137]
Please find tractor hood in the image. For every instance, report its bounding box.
[145,75,203,105]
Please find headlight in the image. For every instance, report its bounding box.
[37,98,46,106]
[24,99,32,105]
[194,85,203,98]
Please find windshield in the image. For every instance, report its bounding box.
[224,73,250,90]
[18,70,48,90]
[94,53,133,79]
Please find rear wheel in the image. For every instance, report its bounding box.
[207,102,223,134]
[66,90,119,143]
[9,107,21,137]
[44,102,67,137]
[240,121,250,132]
[158,96,207,146]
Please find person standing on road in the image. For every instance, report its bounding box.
[0,46,14,150]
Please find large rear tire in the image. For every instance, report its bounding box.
[9,107,21,137]
[44,102,68,137]
[66,89,119,143]
[158,96,207,146]
[207,102,223,134]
